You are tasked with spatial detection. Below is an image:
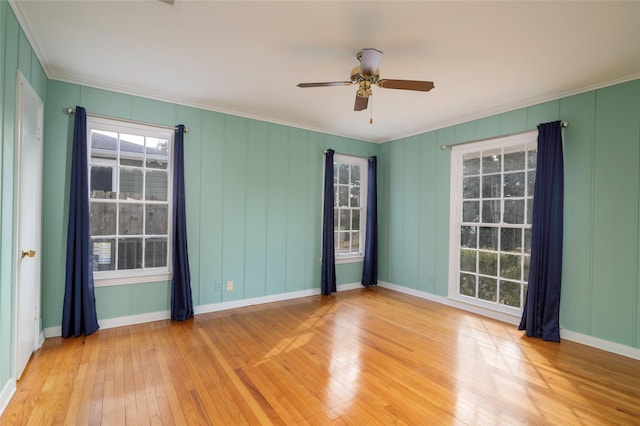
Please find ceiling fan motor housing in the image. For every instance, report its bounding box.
[351,67,380,99]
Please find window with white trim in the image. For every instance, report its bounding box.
[448,132,537,313]
[87,116,173,286]
[333,154,367,261]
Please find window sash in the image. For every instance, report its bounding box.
[332,154,368,260]
[86,116,174,286]
[448,131,537,315]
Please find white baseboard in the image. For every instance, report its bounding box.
[560,329,640,360]
[378,281,640,361]
[0,379,17,419]
[43,283,364,338]
[377,281,521,325]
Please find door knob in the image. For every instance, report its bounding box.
[21,249,36,259]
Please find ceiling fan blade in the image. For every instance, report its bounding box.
[354,95,369,111]
[297,81,352,88]
[359,48,383,77]
[377,79,434,91]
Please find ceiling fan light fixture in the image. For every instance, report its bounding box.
[357,81,372,98]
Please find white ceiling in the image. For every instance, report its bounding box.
[11,1,640,143]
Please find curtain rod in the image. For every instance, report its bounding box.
[440,121,568,150]
[323,149,374,160]
[65,107,189,133]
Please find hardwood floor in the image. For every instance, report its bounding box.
[2,287,639,425]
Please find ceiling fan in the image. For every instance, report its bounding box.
[297,48,434,112]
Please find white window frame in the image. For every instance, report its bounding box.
[87,116,174,286]
[333,154,368,263]
[448,130,537,316]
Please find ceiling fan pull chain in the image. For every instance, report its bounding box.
[370,95,373,124]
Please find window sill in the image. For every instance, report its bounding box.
[335,256,364,264]
[447,294,522,319]
[94,271,172,287]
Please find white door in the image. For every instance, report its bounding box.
[14,71,43,380]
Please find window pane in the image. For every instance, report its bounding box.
[119,204,143,235]
[503,172,525,197]
[146,205,168,235]
[460,226,477,248]
[500,254,521,280]
[352,210,360,231]
[339,210,350,230]
[91,166,115,199]
[91,130,117,162]
[500,228,522,252]
[482,200,500,223]
[145,170,167,201]
[478,277,497,302]
[120,168,143,200]
[351,231,360,254]
[478,251,497,276]
[463,154,480,176]
[463,201,479,223]
[524,229,532,254]
[118,238,142,270]
[334,210,338,230]
[463,176,479,199]
[482,174,501,199]
[90,202,117,236]
[350,164,360,186]
[504,200,524,224]
[527,198,534,225]
[92,238,115,271]
[119,133,144,167]
[460,273,476,297]
[460,249,476,273]
[121,158,143,167]
[482,150,501,174]
[504,150,525,172]
[338,186,349,207]
[500,280,521,307]
[479,227,498,250]
[338,164,349,184]
[145,237,167,268]
[337,232,350,254]
[527,147,537,169]
[527,171,536,196]
[524,256,530,283]
[146,137,169,169]
[351,186,360,208]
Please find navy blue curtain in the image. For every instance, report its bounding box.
[62,106,99,338]
[519,121,564,342]
[362,156,378,287]
[171,125,194,321]
[321,149,336,295]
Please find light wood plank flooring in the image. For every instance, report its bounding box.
[2,287,639,425]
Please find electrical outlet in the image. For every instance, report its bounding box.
[226,280,233,291]
[215,282,221,292]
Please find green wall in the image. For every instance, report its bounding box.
[3,4,640,405]
[379,79,640,350]
[0,0,48,398]
[42,80,378,328]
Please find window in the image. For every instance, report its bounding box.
[333,154,367,261]
[87,116,173,286]
[448,131,537,313]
